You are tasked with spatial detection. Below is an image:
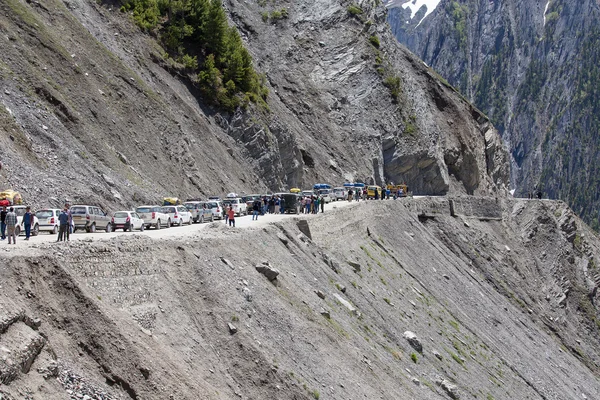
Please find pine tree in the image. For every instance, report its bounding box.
[202,0,227,56]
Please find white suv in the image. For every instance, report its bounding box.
[136,205,171,229]
[161,205,192,226]
[13,206,40,236]
[222,198,247,217]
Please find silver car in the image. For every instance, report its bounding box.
[70,205,112,233]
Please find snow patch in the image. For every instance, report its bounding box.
[543,0,550,26]
[401,0,442,27]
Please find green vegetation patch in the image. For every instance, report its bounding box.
[120,0,268,111]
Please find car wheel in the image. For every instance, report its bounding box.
[32,224,39,236]
[51,225,58,235]
[140,224,144,232]
[210,214,214,222]
[15,226,20,236]
[200,215,204,224]
[167,219,171,228]
[188,217,192,226]
[105,223,112,233]
[90,223,96,233]
[156,220,161,230]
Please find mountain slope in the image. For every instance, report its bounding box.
[2,198,600,399]
[387,0,600,229]
[0,0,507,212]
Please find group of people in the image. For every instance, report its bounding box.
[0,204,74,245]
[301,195,325,214]
[57,205,74,242]
[250,195,288,221]
[0,205,34,244]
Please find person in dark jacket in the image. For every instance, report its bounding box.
[23,206,33,240]
[0,206,6,240]
[57,208,69,242]
[252,200,261,220]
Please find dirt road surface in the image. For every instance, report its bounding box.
[6,199,358,247]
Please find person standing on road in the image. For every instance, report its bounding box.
[320,196,325,213]
[1,206,7,240]
[279,196,285,214]
[225,205,230,224]
[5,207,17,245]
[23,206,33,240]
[57,208,69,242]
[227,206,235,227]
[305,196,311,214]
[252,199,261,220]
[66,204,73,241]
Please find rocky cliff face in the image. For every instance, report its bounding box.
[0,0,507,211]
[387,0,600,229]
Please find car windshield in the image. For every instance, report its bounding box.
[208,202,219,208]
[162,207,176,213]
[223,200,237,205]
[71,207,87,215]
[114,212,129,218]
[14,208,27,216]
[36,210,54,218]
[185,203,197,210]
[136,207,151,213]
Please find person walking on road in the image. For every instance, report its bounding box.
[5,207,17,245]
[23,206,33,240]
[57,208,69,242]
[225,205,230,224]
[227,206,235,227]
[1,206,7,240]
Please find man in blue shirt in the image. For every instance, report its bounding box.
[57,208,69,242]
[23,206,33,240]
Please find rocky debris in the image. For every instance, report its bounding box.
[277,234,289,246]
[403,331,423,353]
[336,284,347,293]
[228,323,238,335]
[316,290,326,299]
[559,212,578,243]
[255,261,279,281]
[296,220,312,240]
[432,350,443,360]
[322,253,340,273]
[57,366,117,400]
[437,378,460,399]
[221,257,235,270]
[37,360,59,379]
[347,261,361,273]
[242,287,253,302]
[333,294,358,316]
[320,309,331,319]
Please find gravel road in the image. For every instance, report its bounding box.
[5,199,357,247]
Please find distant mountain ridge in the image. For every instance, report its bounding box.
[388,0,600,229]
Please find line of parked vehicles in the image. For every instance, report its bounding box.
[3,181,408,237]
